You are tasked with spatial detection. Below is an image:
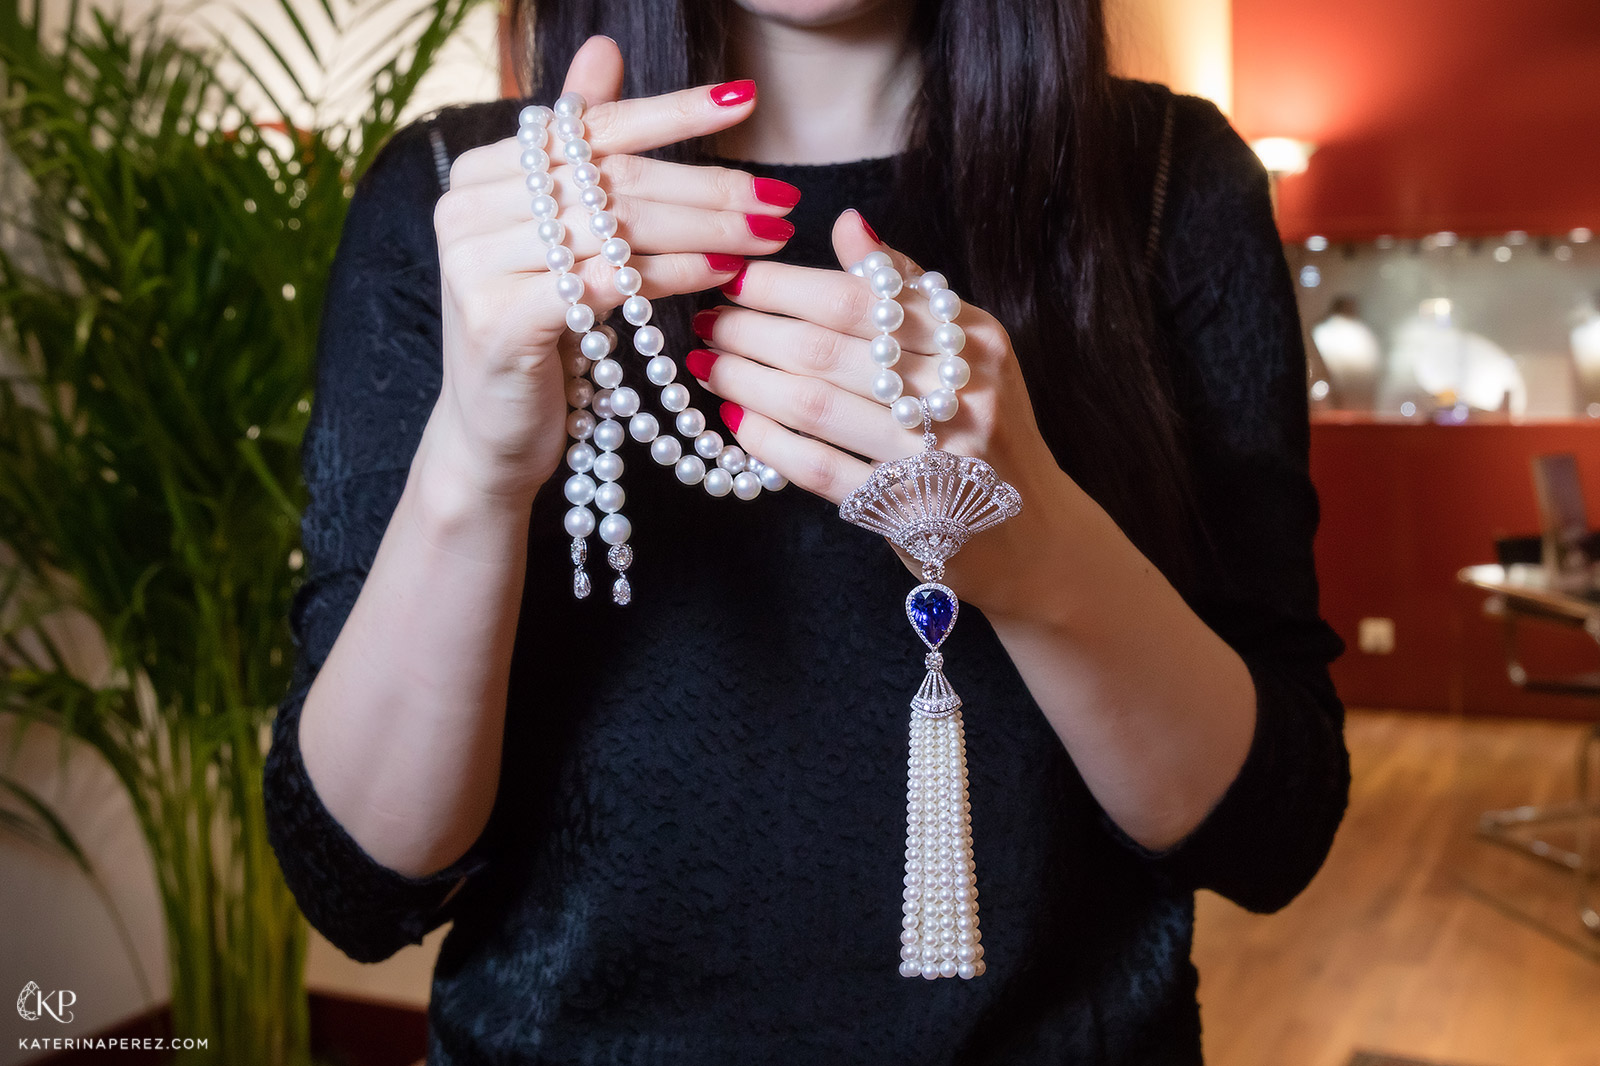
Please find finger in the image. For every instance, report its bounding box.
[485,252,741,338]
[722,256,947,352]
[721,404,872,506]
[560,36,626,108]
[694,306,944,400]
[690,348,921,463]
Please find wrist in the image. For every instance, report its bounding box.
[408,416,542,558]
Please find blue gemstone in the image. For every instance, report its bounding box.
[909,587,956,647]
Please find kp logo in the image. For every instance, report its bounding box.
[16,981,76,1023]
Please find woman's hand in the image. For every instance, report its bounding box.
[421,36,802,509]
[688,208,1087,622]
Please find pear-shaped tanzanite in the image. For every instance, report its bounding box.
[907,585,957,648]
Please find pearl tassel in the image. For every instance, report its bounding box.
[900,710,984,980]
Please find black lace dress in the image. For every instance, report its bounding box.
[263,81,1348,1065]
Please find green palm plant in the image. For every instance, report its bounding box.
[0,0,486,1062]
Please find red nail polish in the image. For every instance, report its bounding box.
[692,309,722,340]
[710,80,756,107]
[752,177,801,208]
[686,348,720,381]
[856,210,880,243]
[705,253,744,273]
[746,214,795,242]
[721,402,745,433]
[721,263,748,297]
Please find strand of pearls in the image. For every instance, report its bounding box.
[847,252,972,428]
[901,708,983,979]
[520,94,786,604]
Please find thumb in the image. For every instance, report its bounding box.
[559,35,625,107]
[831,208,924,279]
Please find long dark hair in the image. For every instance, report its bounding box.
[506,0,1202,591]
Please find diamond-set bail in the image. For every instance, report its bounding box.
[571,537,590,599]
[607,543,633,605]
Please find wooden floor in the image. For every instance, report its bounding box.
[1195,709,1600,1066]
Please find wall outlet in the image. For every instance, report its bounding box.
[1358,617,1396,655]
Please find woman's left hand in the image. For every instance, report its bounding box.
[689,208,1087,622]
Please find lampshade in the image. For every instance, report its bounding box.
[1251,137,1316,177]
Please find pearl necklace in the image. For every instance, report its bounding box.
[518,92,1017,981]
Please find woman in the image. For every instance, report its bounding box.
[264,1,1349,1062]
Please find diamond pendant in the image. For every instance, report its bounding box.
[839,413,1021,979]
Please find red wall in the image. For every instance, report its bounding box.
[1313,419,1600,719]
[1232,0,1600,241]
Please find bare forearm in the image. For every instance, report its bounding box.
[297,414,533,878]
[986,477,1257,852]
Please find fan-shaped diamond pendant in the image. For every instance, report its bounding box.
[840,428,1021,980]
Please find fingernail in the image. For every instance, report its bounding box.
[692,309,722,340]
[686,348,720,382]
[753,177,801,208]
[721,402,745,433]
[710,80,756,107]
[705,253,744,273]
[856,210,880,243]
[746,214,795,242]
[721,263,748,297]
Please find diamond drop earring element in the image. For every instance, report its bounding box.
[839,252,1023,979]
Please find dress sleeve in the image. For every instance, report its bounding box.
[262,119,496,963]
[1103,94,1351,914]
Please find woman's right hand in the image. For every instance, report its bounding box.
[421,36,799,509]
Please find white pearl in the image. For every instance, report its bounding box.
[939,357,971,390]
[958,962,977,980]
[917,270,948,295]
[566,410,596,440]
[530,193,558,219]
[566,442,596,473]
[758,464,787,491]
[563,505,595,537]
[609,386,640,418]
[555,273,584,304]
[862,250,893,273]
[591,358,623,390]
[651,435,682,465]
[589,211,618,239]
[572,161,600,187]
[928,288,961,322]
[694,430,723,459]
[849,260,870,278]
[675,455,706,485]
[891,396,923,428]
[562,139,592,164]
[677,408,706,436]
[580,330,610,360]
[545,246,574,274]
[940,960,958,979]
[553,91,585,118]
[613,266,642,295]
[520,147,550,172]
[646,355,676,385]
[524,171,552,195]
[600,237,629,265]
[592,451,623,482]
[598,512,631,545]
[553,114,582,140]
[565,378,594,408]
[733,471,762,500]
[537,219,565,246]
[899,960,921,978]
[871,369,904,403]
[870,334,901,367]
[593,418,625,452]
[519,104,552,127]
[517,122,545,146]
[927,388,959,422]
[703,468,732,497]
[934,322,966,355]
[870,298,905,332]
[717,446,747,473]
[591,390,613,419]
[579,185,607,211]
[565,304,594,333]
[593,481,625,513]
[870,266,903,298]
[628,412,659,442]
[660,384,691,413]
[633,325,664,357]
[921,963,939,980]
[563,474,596,505]
[624,296,653,327]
